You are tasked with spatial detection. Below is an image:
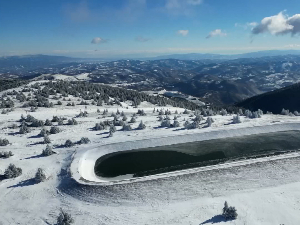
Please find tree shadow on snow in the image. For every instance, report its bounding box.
[23,154,44,160]
[0,174,6,182]
[223,122,234,126]
[200,215,227,224]
[173,127,185,131]
[29,141,45,146]
[96,131,109,135]
[7,131,20,136]
[7,178,36,188]
[28,134,42,139]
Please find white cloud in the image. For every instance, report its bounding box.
[135,36,151,42]
[91,37,107,44]
[252,11,300,36]
[206,29,227,39]
[177,30,189,36]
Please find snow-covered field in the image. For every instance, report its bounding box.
[1,81,300,224]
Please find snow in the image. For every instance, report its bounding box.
[74,73,91,80]
[1,81,300,224]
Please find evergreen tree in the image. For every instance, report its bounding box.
[57,209,74,225]
[42,145,54,156]
[137,121,146,130]
[35,168,46,183]
[4,164,22,178]
[65,139,74,147]
[44,135,51,144]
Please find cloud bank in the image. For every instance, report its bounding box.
[206,29,227,39]
[252,12,300,36]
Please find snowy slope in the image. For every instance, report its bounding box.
[1,81,300,225]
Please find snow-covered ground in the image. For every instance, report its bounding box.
[1,82,300,224]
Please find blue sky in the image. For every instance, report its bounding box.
[0,0,300,58]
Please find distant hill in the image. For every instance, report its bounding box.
[236,82,300,113]
[149,50,300,61]
[0,54,79,70]
[173,77,261,105]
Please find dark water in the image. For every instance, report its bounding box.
[95,130,300,178]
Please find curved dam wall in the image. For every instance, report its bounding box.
[71,123,300,186]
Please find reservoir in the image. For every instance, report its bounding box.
[95,130,300,178]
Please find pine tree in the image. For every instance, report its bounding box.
[65,139,74,147]
[4,164,22,178]
[57,209,74,225]
[173,120,180,127]
[35,168,46,183]
[222,201,238,220]
[137,121,146,130]
[44,135,51,144]
[79,137,90,144]
[42,145,54,156]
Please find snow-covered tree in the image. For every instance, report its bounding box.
[129,116,136,123]
[42,145,54,156]
[137,109,146,116]
[206,117,214,127]
[67,118,78,125]
[122,124,132,131]
[58,118,64,126]
[0,151,13,158]
[173,120,180,128]
[65,139,74,147]
[232,114,241,124]
[183,109,189,114]
[44,119,52,126]
[184,121,190,129]
[39,128,49,137]
[19,124,30,134]
[222,201,238,220]
[4,164,22,179]
[79,137,90,144]
[0,138,9,146]
[161,120,171,128]
[57,209,74,225]
[50,126,61,134]
[44,135,51,144]
[281,108,289,115]
[110,125,116,133]
[137,121,146,130]
[238,109,244,116]
[220,109,227,116]
[35,168,46,183]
